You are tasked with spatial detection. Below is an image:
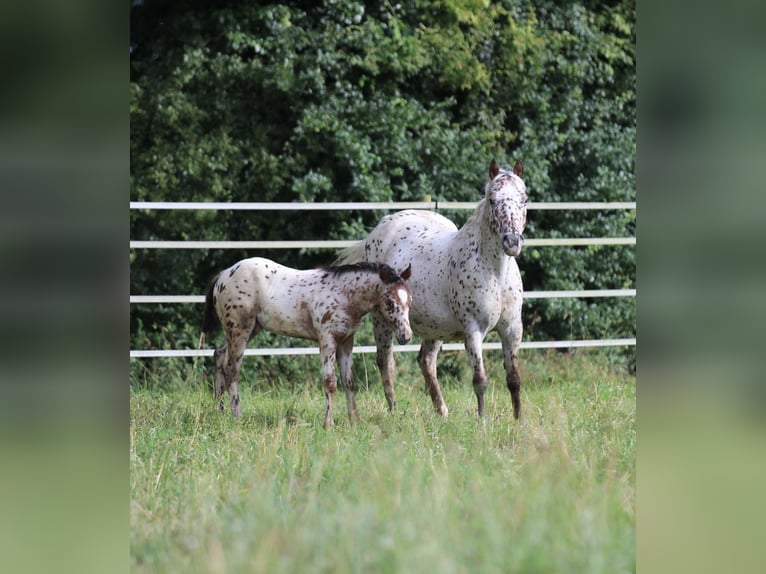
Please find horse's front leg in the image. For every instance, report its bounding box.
[496,314,523,420]
[463,329,489,418]
[336,336,359,424]
[372,312,397,411]
[417,339,448,416]
[319,341,338,428]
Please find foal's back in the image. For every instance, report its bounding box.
[213,257,328,341]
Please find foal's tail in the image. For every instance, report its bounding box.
[201,272,222,343]
[334,239,365,265]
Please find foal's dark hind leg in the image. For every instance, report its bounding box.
[220,318,258,418]
[213,345,228,411]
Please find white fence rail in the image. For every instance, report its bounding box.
[129,289,636,305]
[130,200,636,211]
[130,237,635,249]
[130,339,636,359]
[130,200,636,358]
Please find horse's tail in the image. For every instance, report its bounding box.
[201,272,222,343]
[334,239,366,265]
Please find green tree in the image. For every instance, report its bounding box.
[130,0,635,366]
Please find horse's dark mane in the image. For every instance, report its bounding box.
[321,262,400,283]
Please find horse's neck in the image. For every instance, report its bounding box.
[457,203,508,275]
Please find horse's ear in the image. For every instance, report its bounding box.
[513,159,524,178]
[489,159,500,180]
[400,263,412,281]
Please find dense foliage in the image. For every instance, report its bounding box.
[130,0,635,362]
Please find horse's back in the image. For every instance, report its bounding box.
[376,209,458,235]
[365,210,457,260]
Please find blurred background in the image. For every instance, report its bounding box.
[1,0,764,572]
[128,0,636,374]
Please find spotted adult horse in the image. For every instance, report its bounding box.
[202,258,412,427]
[338,159,527,419]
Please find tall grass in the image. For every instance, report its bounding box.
[131,350,635,573]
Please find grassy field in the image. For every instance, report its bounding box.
[130,350,635,573]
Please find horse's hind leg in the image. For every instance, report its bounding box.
[373,312,397,411]
[417,339,448,416]
[213,344,228,411]
[337,336,359,423]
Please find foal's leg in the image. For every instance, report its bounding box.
[417,339,448,416]
[337,336,359,423]
[319,337,338,428]
[223,319,257,418]
[463,329,489,418]
[213,344,228,411]
[372,312,397,411]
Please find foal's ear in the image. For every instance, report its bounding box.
[379,265,395,283]
[400,263,412,281]
[489,159,500,180]
[513,159,524,178]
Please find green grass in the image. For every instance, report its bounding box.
[130,350,635,573]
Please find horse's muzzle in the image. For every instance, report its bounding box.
[502,233,524,257]
[397,328,412,345]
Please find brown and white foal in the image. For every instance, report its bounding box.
[203,258,412,427]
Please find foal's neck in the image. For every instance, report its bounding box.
[342,271,384,314]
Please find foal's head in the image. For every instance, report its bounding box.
[377,263,413,345]
[485,159,528,257]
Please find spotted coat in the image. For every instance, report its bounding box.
[338,159,527,419]
[202,258,412,427]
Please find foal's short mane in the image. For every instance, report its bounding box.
[321,262,401,283]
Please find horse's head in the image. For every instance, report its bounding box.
[377,263,413,345]
[485,159,528,257]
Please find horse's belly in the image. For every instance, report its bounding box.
[410,310,464,341]
[257,309,317,341]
